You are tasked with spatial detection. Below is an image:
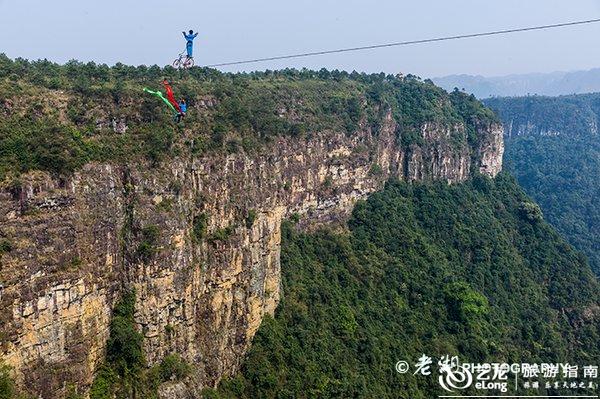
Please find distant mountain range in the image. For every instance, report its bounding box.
[433,68,600,98]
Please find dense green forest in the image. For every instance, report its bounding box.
[503,136,600,276]
[485,95,600,275]
[0,55,495,183]
[207,174,599,398]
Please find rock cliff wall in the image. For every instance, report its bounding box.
[0,112,503,398]
[483,95,600,139]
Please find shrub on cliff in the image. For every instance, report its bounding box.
[0,363,16,399]
[157,354,191,382]
[0,363,28,399]
[89,366,117,399]
[192,213,209,242]
[135,225,160,263]
[91,290,144,398]
[106,290,144,372]
[0,239,13,255]
[245,210,257,229]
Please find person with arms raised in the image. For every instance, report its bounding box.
[183,29,198,59]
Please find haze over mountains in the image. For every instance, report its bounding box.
[434,68,600,98]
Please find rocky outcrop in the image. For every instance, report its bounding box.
[502,119,565,138]
[476,122,504,177]
[483,95,600,139]
[0,112,503,398]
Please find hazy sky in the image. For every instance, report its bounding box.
[1,0,600,78]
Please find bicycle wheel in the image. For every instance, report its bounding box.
[183,57,195,69]
[173,58,182,69]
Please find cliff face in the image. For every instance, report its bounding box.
[484,94,600,139]
[0,111,503,398]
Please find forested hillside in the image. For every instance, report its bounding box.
[485,94,600,275]
[209,175,599,398]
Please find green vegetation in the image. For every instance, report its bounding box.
[58,256,83,273]
[192,213,209,242]
[90,290,191,399]
[135,225,160,263]
[0,55,497,182]
[210,225,235,243]
[0,118,89,179]
[105,290,144,373]
[0,363,30,399]
[0,363,17,399]
[208,174,598,398]
[505,135,600,275]
[518,201,544,223]
[245,209,257,229]
[486,95,600,275]
[156,354,191,382]
[155,197,174,212]
[443,281,489,327]
[368,163,383,176]
[0,239,13,254]
[90,290,144,399]
[450,89,499,147]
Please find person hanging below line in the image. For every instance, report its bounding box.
[183,29,198,59]
[162,79,186,123]
[176,98,187,123]
[143,80,188,124]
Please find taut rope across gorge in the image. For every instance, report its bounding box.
[204,18,600,68]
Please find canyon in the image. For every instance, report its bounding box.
[0,106,503,398]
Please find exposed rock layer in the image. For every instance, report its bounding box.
[0,115,503,398]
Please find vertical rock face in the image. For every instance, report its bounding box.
[476,122,505,177]
[0,114,503,398]
[483,95,600,139]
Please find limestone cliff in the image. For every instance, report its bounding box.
[0,91,503,398]
[484,94,600,139]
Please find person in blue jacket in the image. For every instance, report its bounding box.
[176,99,187,123]
[183,30,198,58]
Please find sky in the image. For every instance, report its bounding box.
[1,0,600,79]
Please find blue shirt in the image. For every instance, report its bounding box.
[184,33,198,43]
[179,102,187,113]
